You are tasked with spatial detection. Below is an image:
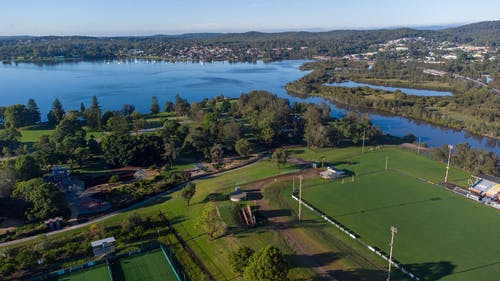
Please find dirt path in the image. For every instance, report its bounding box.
[245,169,339,280]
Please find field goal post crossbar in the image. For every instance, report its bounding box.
[105,258,114,281]
[160,244,183,281]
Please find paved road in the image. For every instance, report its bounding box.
[0,157,264,248]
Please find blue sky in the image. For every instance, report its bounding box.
[2,0,499,36]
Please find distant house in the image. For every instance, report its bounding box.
[44,217,63,231]
[469,174,500,199]
[91,237,116,257]
[320,166,346,180]
[134,169,147,180]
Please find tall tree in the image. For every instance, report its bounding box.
[107,115,129,135]
[4,104,32,128]
[12,178,65,220]
[271,148,288,169]
[52,113,87,164]
[235,138,252,157]
[27,99,41,124]
[47,98,65,126]
[243,246,289,281]
[163,101,174,113]
[181,182,196,206]
[131,111,147,132]
[121,104,135,116]
[196,203,226,240]
[230,246,255,274]
[162,141,179,169]
[101,134,135,167]
[0,128,21,156]
[151,96,160,114]
[0,167,16,198]
[86,96,102,130]
[80,102,86,113]
[15,155,42,181]
[210,143,224,168]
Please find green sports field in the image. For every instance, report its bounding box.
[111,248,179,281]
[301,168,500,281]
[51,263,111,281]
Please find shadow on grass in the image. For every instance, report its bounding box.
[404,261,456,280]
[140,195,172,208]
[286,252,346,268]
[256,209,292,218]
[327,268,389,281]
[325,261,455,281]
[110,259,126,281]
[287,149,306,155]
[334,197,445,218]
[449,260,500,277]
[200,192,228,203]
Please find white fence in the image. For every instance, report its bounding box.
[291,194,420,281]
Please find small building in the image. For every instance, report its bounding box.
[44,217,63,231]
[230,186,247,202]
[320,166,346,180]
[134,169,147,180]
[470,174,500,199]
[91,237,116,257]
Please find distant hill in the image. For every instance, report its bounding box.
[0,21,497,62]
[439,21,500,45]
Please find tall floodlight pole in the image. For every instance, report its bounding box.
[298,175,303,221]
[444,145,453,183]
[362,128,366,154]
[417,137,421,154]
[387,226,398,281]
[385,156,389,171]
[292,176,295,194]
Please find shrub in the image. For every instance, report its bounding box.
[229,246,255,273]
[108,174,120,183]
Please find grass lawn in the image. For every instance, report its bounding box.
[300,169,500,281]
[111,249,179,281]
[126,160,307,281]
[50,263,111,281]
[288,146,470,187]
[3,146,483,280]
[0,127,103,145]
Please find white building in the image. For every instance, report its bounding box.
[91,237,116,257]
[320,166,346,180]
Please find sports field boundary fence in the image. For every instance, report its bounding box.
[23,241,184,281]
[291,193,422,281]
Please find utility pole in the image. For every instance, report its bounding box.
[444,145,453,183]
[298,175,303,221]
[387,226,398,281]
[417,137,421,154]
[385,156,388,171]
[362,127,366,154]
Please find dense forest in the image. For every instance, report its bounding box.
[0,21,498,63]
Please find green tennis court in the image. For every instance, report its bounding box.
[50,263,111,281]
[111,248,179,281]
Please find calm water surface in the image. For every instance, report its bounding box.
[0,60,498,154]
[325,81,453,96]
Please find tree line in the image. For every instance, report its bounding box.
[0,21,498,63]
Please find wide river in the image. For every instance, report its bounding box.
[0,60,498,154]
